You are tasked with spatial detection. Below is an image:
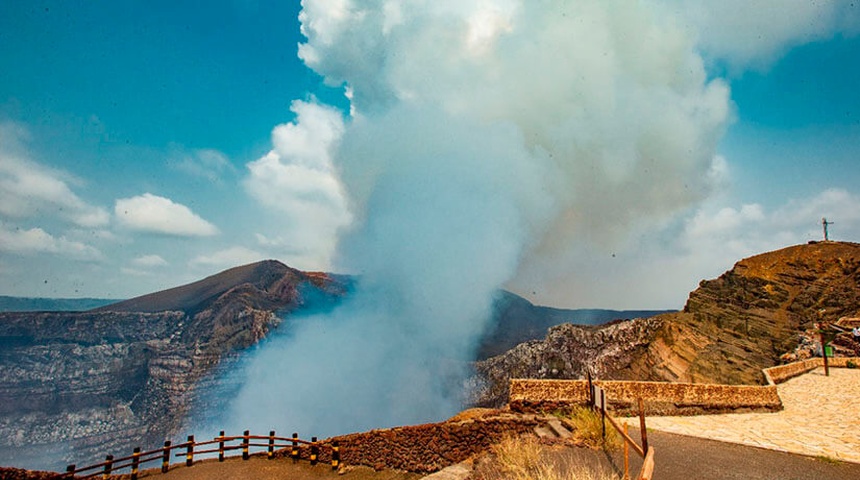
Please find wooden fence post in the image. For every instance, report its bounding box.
[161,441,171,473]
[600,389,606,438]
[130,447,140,480]
[331,440,340,471]
[638,398,648,455]
[310,436,319,465]
[103,454,113,479]
[65,465,75,478]
[587,370,594,406]
[623,424,630,480]
[243,430,250,460]
[219,431,225,462]
[186,435,194,467]
[268,430,275,459]
[291,433,299,463]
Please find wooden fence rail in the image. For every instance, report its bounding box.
[63,431,338,479]
[588,372,655,480]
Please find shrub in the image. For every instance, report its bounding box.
[562,407,622,451]
[847,360,857,369]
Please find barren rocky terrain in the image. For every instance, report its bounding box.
[473,241,860,406]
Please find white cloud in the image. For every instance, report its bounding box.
[244,100,351,269]
[0,225,103,261]
[170,147,236,183]
[652,0,860,70]
[114,193,219,237]
[130,254,168,268]
[189,246,265,269]
[0,122,110,228]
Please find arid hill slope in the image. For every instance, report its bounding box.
[474,241,860,406]
[633,241,860,384]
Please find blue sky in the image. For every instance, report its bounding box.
[1,1,859,308]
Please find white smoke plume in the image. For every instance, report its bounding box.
[222,0,730,437]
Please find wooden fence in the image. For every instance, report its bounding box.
[587,373,655,480]
[62,431,339,479]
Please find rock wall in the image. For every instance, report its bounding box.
[317,413,540,473]
[509,378,781,416]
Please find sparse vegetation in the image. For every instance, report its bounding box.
[560,407,622,451]
[846,360,857,369]
[814,454,843,464]
[477,434,619,480]
[491,434,543,478]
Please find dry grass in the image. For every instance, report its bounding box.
[475,434,618,480]
[561,407,622,452]
[491,434,543,478]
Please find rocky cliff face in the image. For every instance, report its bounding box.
[0,260,348,471]
[473,242,860,406]
[472,317,664,406]
[634,241,860,385]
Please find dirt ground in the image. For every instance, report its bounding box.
[133,455,422,480]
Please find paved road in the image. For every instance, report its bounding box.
[608,428,860,480]
[625,367,860,463]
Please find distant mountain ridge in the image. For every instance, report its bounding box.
[0,296,119,312]
[479,290,671,359]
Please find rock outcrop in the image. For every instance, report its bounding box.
[474,242,860,406]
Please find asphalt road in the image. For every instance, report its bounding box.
[610,428,860,480]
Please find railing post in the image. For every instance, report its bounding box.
[600,389,606,438]
[103,455,113,479]
[638,397,648,455]
[162,440,171,473]
[65,464,75,478]
[623,423,630,480]
[268,430,275,459]
[291,433,299,463]
[310,436,319,465]
[186,435,194,467]
[219,431,225,462]
[130,447,140,480]
[243,430,250,460]
[587,370,593,406]
[331,440,340,471]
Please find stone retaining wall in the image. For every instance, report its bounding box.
[762,358,821,385]
[285,413,540,473]
[511,358,860,416]
[509,379,781,416]
[763,357,860,384]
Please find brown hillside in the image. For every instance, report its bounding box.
[94,260,318,314]
[475,242,860,406]
[629,241,860,385]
